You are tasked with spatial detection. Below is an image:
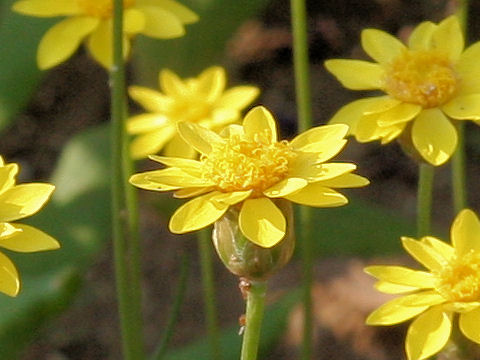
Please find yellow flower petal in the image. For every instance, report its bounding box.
[456,42,480,95]
[366,295,428,325]
[365,265,436,288]
[12,0,80,17]
[364,97,403,114]
[137,6,185,38]
[411,109,457,166]
[216,86,260,110]
[324,59,384,90]
[159,69,187,97]
[0,184,54,222]
[408,21,436,51]
[405,307,451,360]
[290,123,348,153]
[148,155,201,173]
[284,184,347,207]
[243,106,278,143]
[442,94,480,120]
[177,121,224,155]
[289,162,356,183]
[163,133,197,158]
[444,302,480,313]
[127,114,170,134]
[0,252,20,297]
[459,307,480,343]
[196,66,226,102]
[401,237,445,272]
[169,193,229,233]
[431,16,463,62]
[355,113,383,142]
[0,223,21,239]
[317,173,370,188]
[201,108,239,129]
[361,28,406,65]
[377,102,421,126]
[239,198,286,248]
[37,16,99,70]
[87,20,130,68]
[144,167,210,188]
[129,126,176,159]
[421,236,455,262]
[124,8,145,33]
[0,163,18,195]
[211,190,252,206]
[375,280,419,294]
[329,97,392,134]
[128,86,173,113]
[139,0,199,23]
[129,172,179,191]
[173,187,213,199]
[263,178,308,198]
[451,209,480,256]
[0,224,59,252]
[399,291,446,307]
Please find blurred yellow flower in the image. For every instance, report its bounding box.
[130,106,368,247]
[0,157,60,297]
[325,16,480,166]
[127,66,260,159]
[12,0,198,69]
[366,209,480,360]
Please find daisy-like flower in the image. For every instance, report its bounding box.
[0,156,60,297]
[127,66,260,159]
[12,0,198,69]
[130,106,369,248]
[366,209,480,360]
[325,16,480,166]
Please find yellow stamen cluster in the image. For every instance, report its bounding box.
[201,131,296,195]
[435,250,480,302]
[76,0,135,18]
[384,49,459,108]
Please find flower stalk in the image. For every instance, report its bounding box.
[240,281,267,360]
[416,163,434,237]
[198,229,221,360]
[111,0,144,358]
[290,0,315,357]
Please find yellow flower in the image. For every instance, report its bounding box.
[130,106,369,247]
[325,16,480,166]
[365,209,480,360]
[12,0,198,69]
[127,66,260,159]
[0,157,60,297]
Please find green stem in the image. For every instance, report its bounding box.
[151,254,190,360]
[290,0,314,358]
[198,229,221,360]
[111,0,144,359]
[417,163,435,237]
[240,281,267,360]
[451,0,470,213]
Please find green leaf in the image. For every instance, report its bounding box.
[0,125,111,358]
[133,0,270,86]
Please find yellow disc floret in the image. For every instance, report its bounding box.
[384,49,459,108]
[77,0,135,18]
[201,131,297,195]
[435,250,480,303]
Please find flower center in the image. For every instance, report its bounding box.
[201,131,296,194]
[435,251,480,303]
[77,0,135,18]
[384,49,459,108]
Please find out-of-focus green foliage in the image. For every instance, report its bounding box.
[0,0,53,130]
[133,0,271,86]
[0,125,111,359]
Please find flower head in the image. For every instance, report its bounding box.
[325,16,480,166]
[0,157,60,297]
[12,0,198,69]
[130,106,369,248]
[366,209,480,360]
[127,66,259,159]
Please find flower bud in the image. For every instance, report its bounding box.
[212,199,295,281]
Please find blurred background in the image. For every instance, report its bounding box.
[0,0,479,358]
